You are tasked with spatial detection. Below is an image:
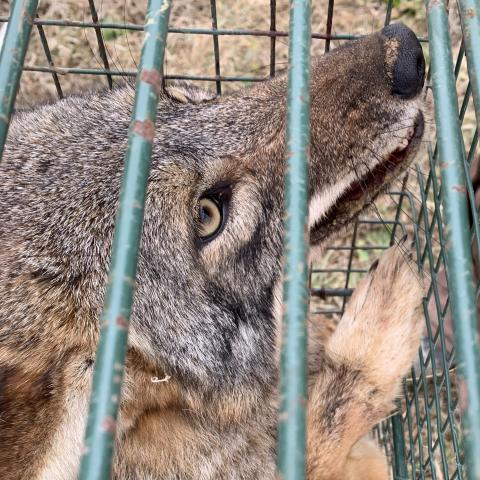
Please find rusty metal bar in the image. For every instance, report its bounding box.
[0,0,39,160]
[78,1,172,478]
[425,0,480,476]
[0,17,429,42]
[88,0,114,89]
[209,0,222,94]
[277,0,312,478]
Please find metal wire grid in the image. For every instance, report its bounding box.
[1,0,479,479]
[311,3,480,477]
[324,159,463,479]
[0,1,429,88]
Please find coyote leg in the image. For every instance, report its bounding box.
[307,241,424,479]
[343,435,390,480]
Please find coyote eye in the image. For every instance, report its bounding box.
[198,197,223,239]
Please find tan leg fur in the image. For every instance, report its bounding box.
[307,241,424,479]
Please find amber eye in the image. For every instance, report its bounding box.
[198,197,223,239]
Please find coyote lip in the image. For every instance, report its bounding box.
[310,112,424,245]
[335,113,424,202]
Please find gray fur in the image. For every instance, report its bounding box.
[0,27,424,479]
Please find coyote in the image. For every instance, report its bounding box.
[0,23,425,479]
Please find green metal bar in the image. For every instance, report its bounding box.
[324,0,335,52]
[209,0,222,94]
[389,175,409,245]
[312,268,369,273]
[417,347,440,480]
[341,219,359,314]
[402,380,419,479]
[277,1,311,479]
[327,245,388,251]
[21,65,266,83]
[78,1,172,478]
[269,0,277,77]
[310,287,354,298]
[384,0,394,26]
[391,412,408,480]
[36,21,64,98]
[425,0,480,478]
[457,0,480,126]
[0,0,39,161]
[88,0,114,89]
[21,65,268,83]
[0,17,432,43]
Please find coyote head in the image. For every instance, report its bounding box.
[0,23,424,425]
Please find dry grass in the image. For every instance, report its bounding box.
[1,0,428,106]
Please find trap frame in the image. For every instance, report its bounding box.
[0,0,479,479]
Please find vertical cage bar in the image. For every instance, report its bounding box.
[277,0,311,479]
[425,0,480,477]
[457,0,480,126]
[389,175,409,245]
[270,0,277,77]
[0,0,39,161]
[36,21,64,99]
[209,0,221,94]
[324,0,335,53]
[391,412,408,479]
[341,219,358,313]
[384,0,394,26]
[88,0,114,89]
[78,1,172,478]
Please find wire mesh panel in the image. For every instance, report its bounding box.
[0,0,479,479]
[310,1,480,476]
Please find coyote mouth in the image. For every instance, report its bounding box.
[310,112,424,245]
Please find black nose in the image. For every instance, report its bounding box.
[381,23,425,99]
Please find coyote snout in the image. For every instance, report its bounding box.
[0,23,424,479]
[307,22,425,245]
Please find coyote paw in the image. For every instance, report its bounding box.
[328,238,424,399]
[306,240,424,478]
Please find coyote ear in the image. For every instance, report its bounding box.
[165,83,218,105]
